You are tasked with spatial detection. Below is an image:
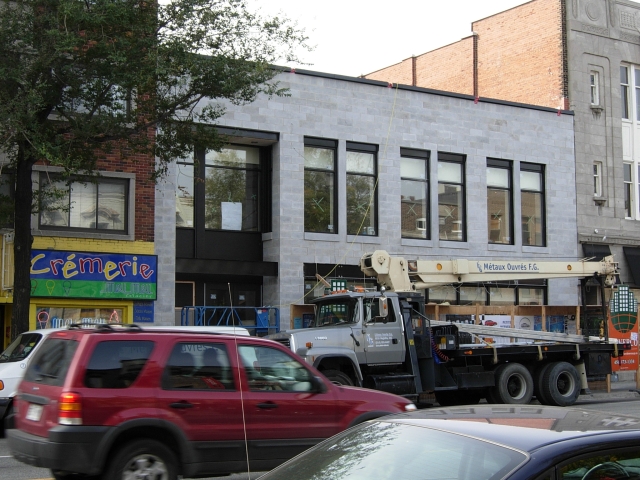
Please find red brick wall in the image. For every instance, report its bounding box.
[96,129,156,242]
[413,38,474,95]
[366,59,413,85]
[473,0,564,108]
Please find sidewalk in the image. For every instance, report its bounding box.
[575,379,640,404]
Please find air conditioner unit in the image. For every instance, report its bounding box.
[2,232,14,291]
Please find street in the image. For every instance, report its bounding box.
[2,395,640,480]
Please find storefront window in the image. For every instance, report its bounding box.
[36,307,124,329]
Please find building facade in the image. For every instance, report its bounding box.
[154,69,581,328]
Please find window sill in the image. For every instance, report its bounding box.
[438,240,469,249]
[346,235,380,244]
[304,232,340,242]
[594,196,606,206]
[590,105,603,114]
[487,243,517,252]
[401,238,433,247]
[522,245,548,253]
[262,232,273,241]
[32,229,135,242]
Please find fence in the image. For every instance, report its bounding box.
[180,306,280,336]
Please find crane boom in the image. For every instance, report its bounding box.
[360,250,618,292]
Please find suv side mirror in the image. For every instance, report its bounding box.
[311,375,328,394]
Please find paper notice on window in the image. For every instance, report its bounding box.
[221,202,242,230]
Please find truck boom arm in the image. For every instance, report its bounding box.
[360,250,618,292]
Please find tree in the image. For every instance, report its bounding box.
[0,0,308,335]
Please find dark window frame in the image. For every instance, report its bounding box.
[437,152,466,242]
[520,162,546,247]
[487,158,514,245]
[400,148,430,240]
[346,141,378,236]
[304,137,338,234]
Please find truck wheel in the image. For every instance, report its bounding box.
[533,363,553,405]
[323,369,354,386]
[493,363,534,404]
[105,438,178,480]
[541,361,580,407]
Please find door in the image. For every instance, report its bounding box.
[155,340,246,462]
[236,343,338,464]
[361,297,405,364]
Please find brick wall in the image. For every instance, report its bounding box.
[413,38,474,95]
[473,0,564,108]
[365,59,413,85]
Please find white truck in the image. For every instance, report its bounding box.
[269,251,626,407]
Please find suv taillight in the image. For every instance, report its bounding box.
[59,392,82,425]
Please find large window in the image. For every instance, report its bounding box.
[346,142,378,236]
[401,148,430,239]
[39,174,128,233]
[438,153,465,241]
[487,159,512,245]
[621,66,630,120]
[625,162,633,218]
[304,138,337,234]
[520,163,545,247]
[176,144,265,232]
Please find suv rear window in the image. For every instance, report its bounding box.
[84,341,154,389]
[24,338,78,386]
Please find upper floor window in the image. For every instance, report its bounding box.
[590,71,599,105]
[346,142,378,236]
[487,159,513,245]
[520,163,545,247]
[39,174,128,234]
[176,144,267,232]
[400,148,430,239]
[621,66,630,120]
[304,138,337,234]
[437,153,465,241]
[593,162,602,197]
[624,162,633,218]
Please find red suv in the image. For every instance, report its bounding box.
[8,324,415,479]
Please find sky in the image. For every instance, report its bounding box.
[249,0,532,77]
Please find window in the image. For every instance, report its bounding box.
[625,162,633,218]
[438,153,465,241]
[204,146,261,231]
[621,66,630,119]
[85,340,154,389]
[304,138,337,234]
[636,68,640,121]
[39,174,128,233]
[487,159,513,245]
[24,338,79,387]
[400,148,430,239]
[593,162,602,197]
[238,345,314,392]
[559,448,640,480]
[590,71,599,105]
[520,163,545,247]
[0,170,13,227]
[163,342,234,390]
[346,142,378,236]
[176,159,194,228]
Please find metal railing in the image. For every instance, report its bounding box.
[180,306,279,336]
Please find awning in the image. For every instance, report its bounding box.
[582,243,612,260]
[623,247,640,285]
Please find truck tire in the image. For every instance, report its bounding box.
[105,438,178,480]
[541,361,580,407]
[492,363,534,404]
[323,369,354,386]
[533,363,553,405]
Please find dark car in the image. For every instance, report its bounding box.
[7,324,415,480]
[259,405,640,480]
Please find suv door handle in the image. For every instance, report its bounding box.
[170,401,194,409]
[257,402,278,409]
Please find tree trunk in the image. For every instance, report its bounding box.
[11,144,35,337]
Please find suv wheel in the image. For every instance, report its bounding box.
[106,439,178,480]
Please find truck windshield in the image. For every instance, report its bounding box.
[312,300,357,327]
[0,333,43,363]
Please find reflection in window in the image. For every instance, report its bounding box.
[176,161,194,228]
[204,146,260,231]
[35,307,124,329]
[438,153,465,241]
[238,345,314,392]
[304,143,336,233]
[163,343,234,390]
[489,288,516,306]
[521,163,545,247]
[347,145,377,236]
[401,149,430,239]
[487,159,512,245]
[39,174,127,233]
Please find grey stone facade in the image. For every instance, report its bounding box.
[157,71,581,328]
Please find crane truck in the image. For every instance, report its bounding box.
[268,251,627,407]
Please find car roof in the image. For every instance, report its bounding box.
[377,405,640,453]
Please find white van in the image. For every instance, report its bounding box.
[0,323,250,429]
